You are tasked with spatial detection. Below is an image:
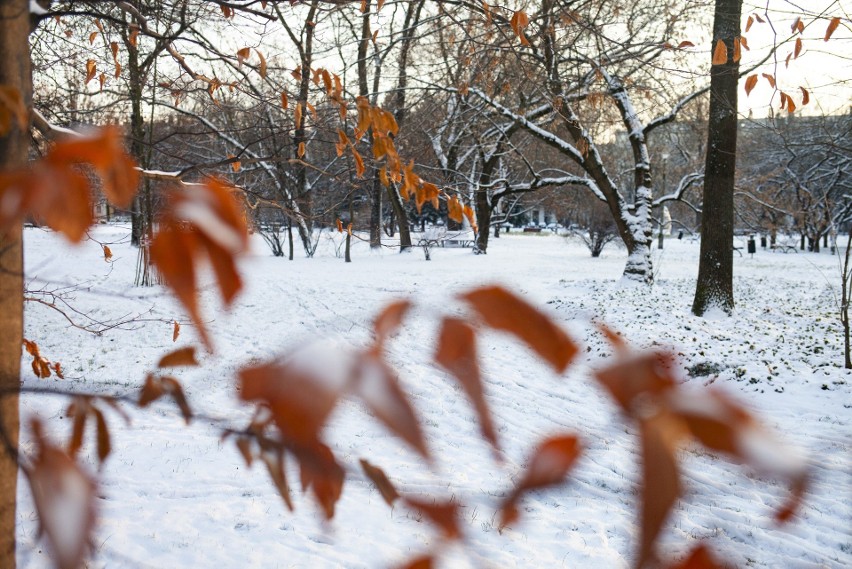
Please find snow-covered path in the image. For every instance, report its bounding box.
[16,227,851,568]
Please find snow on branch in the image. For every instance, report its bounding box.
[653,173,703,207]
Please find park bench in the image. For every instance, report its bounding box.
[770,243,798,253]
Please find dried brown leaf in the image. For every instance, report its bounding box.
[744,74,758,96]
[638,414,683,568]
[352,352,429,459]
[435,317,499,453]
[594,351,677,415]
[359,459,399,506]
[500,434,581,527]
[460,286,578,373]
[405,497,462,539]
[26,420,97,569]
[711,39,727,65]
[373,299,412,348]
[93,407,111,464]
[825,17,841,41]
[667,544,723,569]
[157,347,198,368]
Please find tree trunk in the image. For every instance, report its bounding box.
[0,2,32,565]
[692,0,741,315]
[386,185,411,250]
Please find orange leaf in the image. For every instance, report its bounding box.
[794,37,802,59]
[150,179,247,349]
[110,41,119,61]
[762,73,776,89]
[404,498,461,539]
[102,244,113,261]
[637,414,683,568]
[460,286,578,373]
[745,15,754,33]
[280,91,288,110]
[711,39,727,65]
[799,86,810,106]
[228,154,241,172]
[594,351,677,415]
[824,17,840,41]
[510,10,530,46]
[359,459,399,506]
[744,74,758,96]
[298,141,306,158]
[435,318,499,453]
[791,17,804,34]
[157,347,198,368]
[89,31,98,44]
[397,555,433,569]
[172,320,180,342]
[373,299,412,348]
[236,47,251,63]
[321,69,332,94]
[677,40,695,49]
[336,218,343,233]
[462,204,476,230]
[294,102,303,128]
[297,442,345,519]
[733,37,742,62]
[499,434,581,527]
[355,96,372,136]
[85,59,97,84]
[255,48,267,78]
[93,408,111,463]
[238,358,343,448]
[352,352,429,459]
[352,147,365,177]
[667,544,723,569]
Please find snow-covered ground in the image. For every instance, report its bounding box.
[15,226,851,568]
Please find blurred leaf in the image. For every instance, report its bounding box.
[435,317,499,453]
[150,179,248,349]
[352,352,429,459]
[373,299,412,348]
[638,414,683,569]
[156,347,198,368]
[261,449,294,510]
[172,320,181,342]
[405,497,462,539]
[26,419,97,569]
[238,359,342,448]
[667,544,722,569]
[594,351,677,415]
[500,434,581,527]
[460,286,578,373]
[255,49,267,78]
[359,459,399,506]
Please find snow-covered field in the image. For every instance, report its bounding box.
[15,226,851,568]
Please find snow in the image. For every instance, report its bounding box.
[16,226,852,568]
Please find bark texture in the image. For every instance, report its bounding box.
[692,0,741,315]
[0,1,32,565]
